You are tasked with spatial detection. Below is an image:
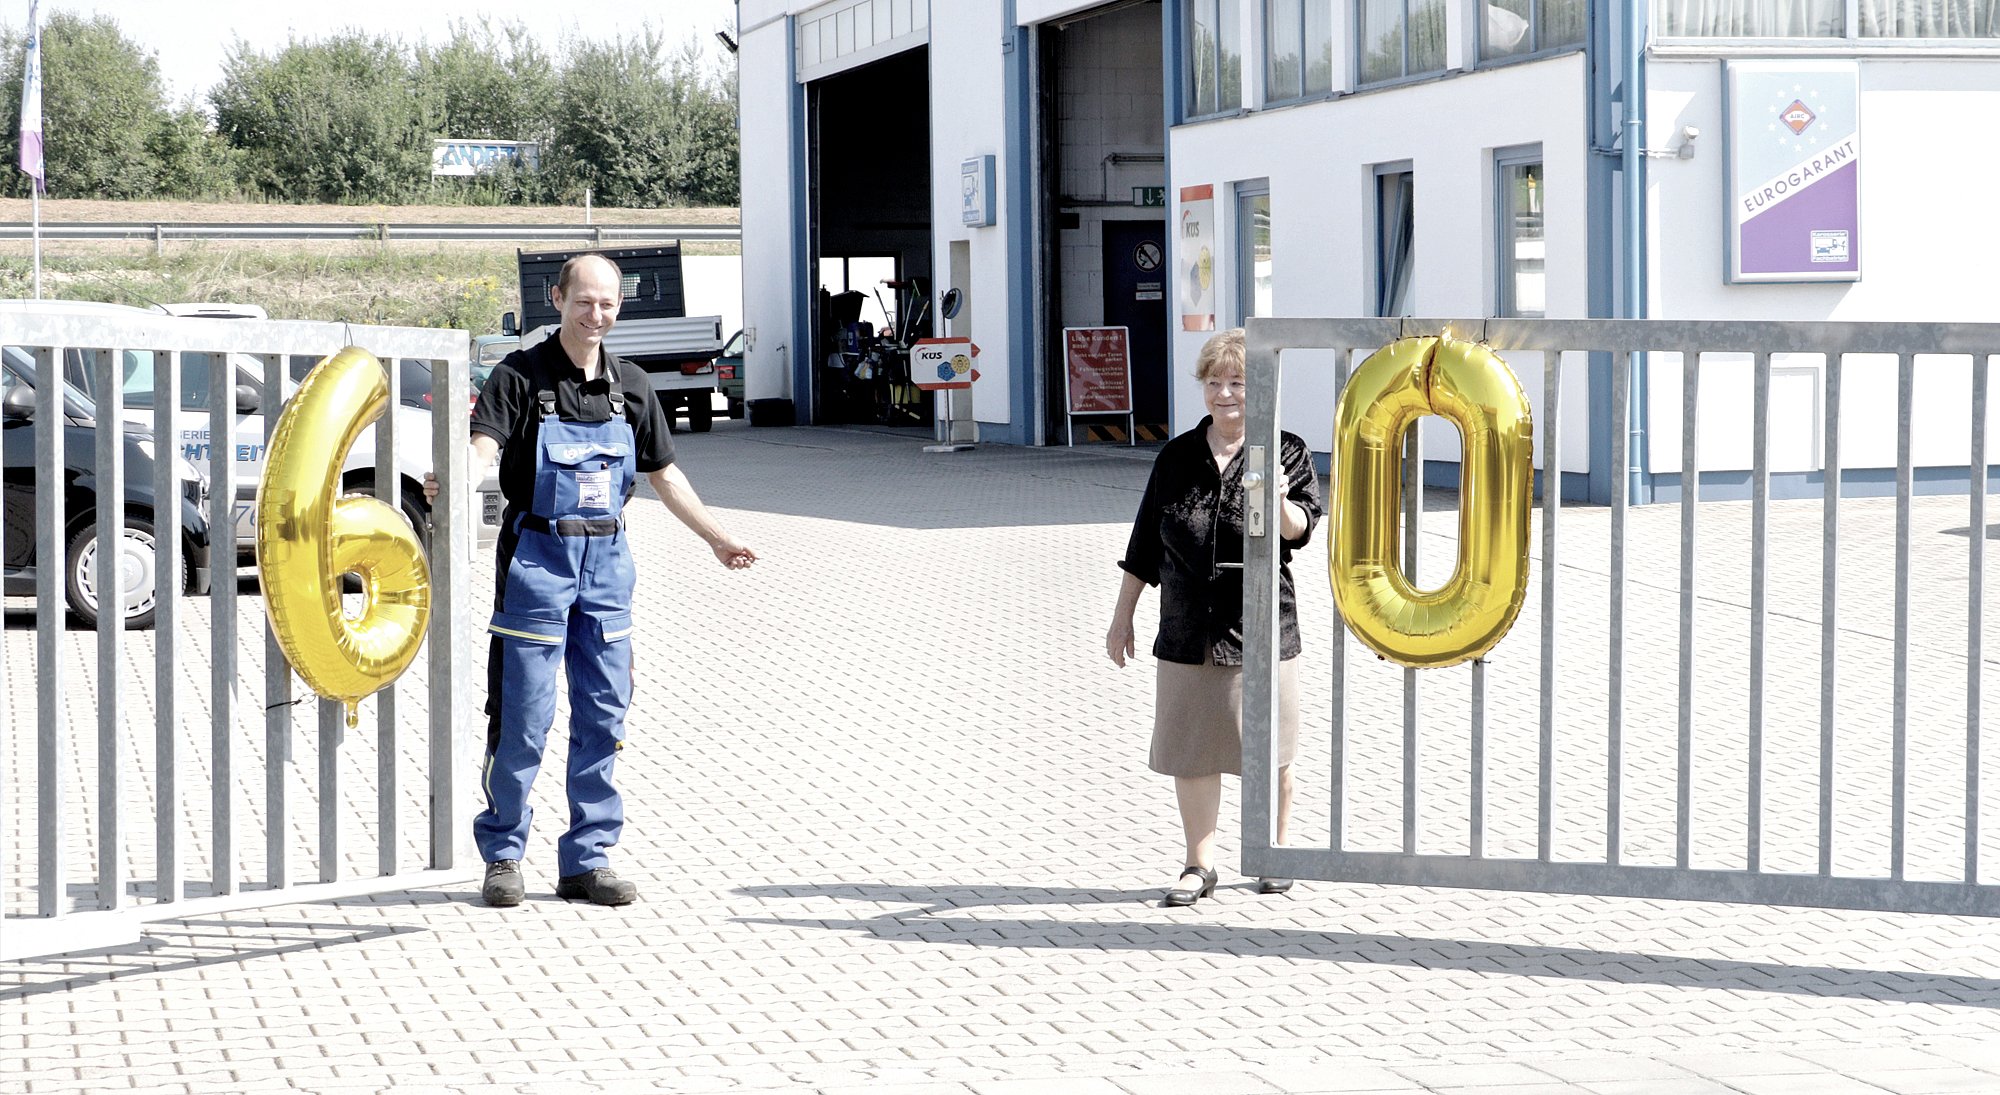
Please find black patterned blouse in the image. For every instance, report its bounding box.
[1118,418,1323,666]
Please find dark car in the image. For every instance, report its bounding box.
[2,352,212,628]
[717,328,746,419]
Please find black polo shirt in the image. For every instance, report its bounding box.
[470,333,675,515]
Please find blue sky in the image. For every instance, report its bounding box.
[18,0,739,101]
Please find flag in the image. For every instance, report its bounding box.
[18,0,42,190]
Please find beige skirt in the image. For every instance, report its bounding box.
[1149,653,1300,778]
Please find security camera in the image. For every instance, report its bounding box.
[1682,125,1700,141]
[1677,125,1700,159]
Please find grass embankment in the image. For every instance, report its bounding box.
[0,198,738,333]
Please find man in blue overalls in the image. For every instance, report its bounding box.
[432,252,756,907]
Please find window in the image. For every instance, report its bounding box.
[1375,167,1415,316]
[1265,1,1334,102]
[1495,149,1545,318]
[1482,0,1586,58]
[1658,0,1996,36]
[1237,183,1273,321]
[60,348,163,410]
[1359,0,1446,84]
[1186,0,1243,118]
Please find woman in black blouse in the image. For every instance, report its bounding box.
[1106,328,1323,908]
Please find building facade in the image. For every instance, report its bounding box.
[736,0,2000,500]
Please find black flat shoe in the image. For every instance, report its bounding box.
[1256,877,1295,895]
[1163,865,1218,908]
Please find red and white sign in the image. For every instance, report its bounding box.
[911,337,979,390]
[1178,184,1215,332]
[1062,327,1132,414]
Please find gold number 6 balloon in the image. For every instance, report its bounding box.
[256,347,432,726]
[1331,335,1533,669]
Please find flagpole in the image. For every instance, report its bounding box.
[20,0,42,298]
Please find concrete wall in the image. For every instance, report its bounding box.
[1054,5,1167,332]
[1643,56,2000,478]
[738,1,2000,479]
[1167,53,1593,477]
[738,8,801,405]
[928,1,1021,434]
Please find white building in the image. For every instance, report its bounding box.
[735,0,2000,501]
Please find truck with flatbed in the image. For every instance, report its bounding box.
[504,244,729,432]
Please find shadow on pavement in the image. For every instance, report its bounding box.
[0,918,425,1000]
[734,882,2000,1008]
[669,424,1167,530]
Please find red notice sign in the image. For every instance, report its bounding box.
[1062,326,1132,414]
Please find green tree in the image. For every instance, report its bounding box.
[146,104,244,200]
[211,32,431,203]
[545,31,738,208]
[415,19,560,204]
[417,19,556,143]
[0,12,174,198]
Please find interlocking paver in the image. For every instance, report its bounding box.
[9,424,2000,1095]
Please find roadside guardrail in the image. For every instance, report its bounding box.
[0,221,742,246]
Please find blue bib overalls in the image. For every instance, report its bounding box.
[475,389,638,877]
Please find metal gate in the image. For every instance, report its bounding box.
[1242,317,2000,916]
[0,309,481,960]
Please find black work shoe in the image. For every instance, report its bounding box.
[482,860,524,907]
[556,868,638,906]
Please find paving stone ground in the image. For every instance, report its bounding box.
[7,420,2000,1094]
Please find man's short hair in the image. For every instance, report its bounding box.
[555,253,624,298]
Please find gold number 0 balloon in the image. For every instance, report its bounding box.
[256,347,431,726]
[1331,336,1533,669]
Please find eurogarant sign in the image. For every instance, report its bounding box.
[1724,60,1860,283]
[431,139,541,178]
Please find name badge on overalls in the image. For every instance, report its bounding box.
[576,467,612,510]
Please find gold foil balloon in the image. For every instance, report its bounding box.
[256,347,432,725]
[1331,335,1533,669]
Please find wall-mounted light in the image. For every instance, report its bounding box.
[1677,126,1700,160]
[716,31,739,54]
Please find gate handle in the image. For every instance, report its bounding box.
[1244,451,1267,538]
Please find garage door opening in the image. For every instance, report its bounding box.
[1039,2,1168,445]
[808,46,935,428]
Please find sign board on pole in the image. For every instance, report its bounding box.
[431,139,541,177]
[911,337,979,390]
[1062,327,1135,446]
[1063,327,1132,414]
[961,156,996,227]
[1178,184,1216,331]
[1724,60,1860,283]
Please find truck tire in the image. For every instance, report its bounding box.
[688,398,714,433]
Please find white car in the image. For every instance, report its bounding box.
[4,299,501,557]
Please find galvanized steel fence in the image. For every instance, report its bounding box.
[1242,317,2000,916]
[0,311,479,960]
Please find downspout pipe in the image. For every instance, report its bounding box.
[1620,0,1650,503]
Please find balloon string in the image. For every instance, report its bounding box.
[264,696,312,712]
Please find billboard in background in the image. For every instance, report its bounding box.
[1725,60,1860,283]
[431,139,541,178]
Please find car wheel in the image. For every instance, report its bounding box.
[688,398,714,433]
[65,514,161,630]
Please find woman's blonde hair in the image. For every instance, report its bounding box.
[1194,328,1246,381]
